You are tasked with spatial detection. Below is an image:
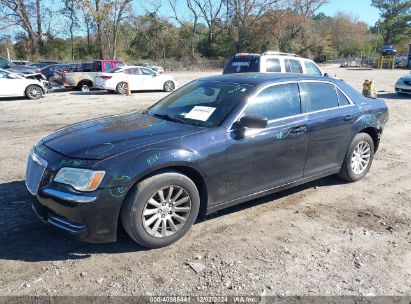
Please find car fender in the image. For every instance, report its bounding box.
[102,147,204,189]
[353,112,383,133]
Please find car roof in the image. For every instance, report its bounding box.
[120,65,153,69]
[198,73,336,87]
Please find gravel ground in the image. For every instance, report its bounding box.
[0,68,410,297]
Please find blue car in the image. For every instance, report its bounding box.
[26,73,389,248]
[381,45,397,56]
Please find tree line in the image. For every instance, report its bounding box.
[0,0,410,62]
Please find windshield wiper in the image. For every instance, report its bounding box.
[152,113,186,124]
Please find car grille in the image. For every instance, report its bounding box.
[25,151,47,195]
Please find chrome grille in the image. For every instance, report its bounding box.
[25,151,47,195]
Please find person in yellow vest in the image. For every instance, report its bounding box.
[362,80,371,97]
[369,80,377,98]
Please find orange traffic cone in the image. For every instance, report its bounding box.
[126,82,131,96]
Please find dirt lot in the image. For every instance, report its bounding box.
[0,68,410,297]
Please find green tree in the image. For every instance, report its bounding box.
[372,0,411,45]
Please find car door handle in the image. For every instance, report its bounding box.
[290,126,307,134]
[344,115,354,121]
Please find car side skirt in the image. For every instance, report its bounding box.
[206,167,340,215]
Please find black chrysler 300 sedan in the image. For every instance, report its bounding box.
[26,73,389,248]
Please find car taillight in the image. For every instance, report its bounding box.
[99,76,112,80]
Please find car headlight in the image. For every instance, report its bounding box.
[54,168,105,191]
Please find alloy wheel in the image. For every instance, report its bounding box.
[351,141,371,175]
[164,81,175,92]
[118,82,127,94]
[27,85,42,99]
[142,185,191,238]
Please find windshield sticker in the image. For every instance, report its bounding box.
[184,106,216,121]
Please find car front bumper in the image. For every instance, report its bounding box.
[395,83,411,95]
[32,186,127,243]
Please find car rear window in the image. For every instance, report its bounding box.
[223,56,260,74]
[300,82,339,112]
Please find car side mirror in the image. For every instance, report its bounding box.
[239,115,268,129]
[324,73,329,77]
[8,74,18,79]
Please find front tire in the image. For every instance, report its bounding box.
[25,85,43,100]
[338,133,374,182]
[163,80,175,92]
[121,172,200,248]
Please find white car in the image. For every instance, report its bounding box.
[95,66,178,94]
[395,73,411,95]
[0,68,46,99]
[223,51,325,76]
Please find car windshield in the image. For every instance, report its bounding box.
[147,80,254,128]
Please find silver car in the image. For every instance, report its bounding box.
[395,73,411,95]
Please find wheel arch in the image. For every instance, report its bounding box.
[358,127,380,152]
[121,165,209,220]
[77,79,93,87]
[25,83,44,97]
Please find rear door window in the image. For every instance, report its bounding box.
[304,61,322,76]
[104,62,113,72]
[337,88,351,106]
[300,82,339,112]
[285,59,303,73]
[223,56,260,74]
[265,59,281,72]
[245,83,301,121]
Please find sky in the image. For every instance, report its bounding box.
[318,0,381,25]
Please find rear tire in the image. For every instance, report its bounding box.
[121,172,200,248]
[338,133,374,182]
[116,82,128,94]
[80,84,90,92]
[47,75,56,86]
[25,85,43,100]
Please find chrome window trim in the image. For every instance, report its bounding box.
[227,79,356,131]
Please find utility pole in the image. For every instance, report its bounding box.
[6,48,11,60]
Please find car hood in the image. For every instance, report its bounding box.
[400,74,411,81]
[42,112,205,160]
